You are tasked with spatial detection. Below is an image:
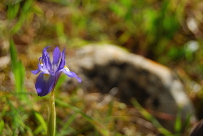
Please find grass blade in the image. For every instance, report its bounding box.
[0,120,4,135]
[34,112,47,134]
[55,98,111,136]
[131,98,172,135]
[9,40,29,103]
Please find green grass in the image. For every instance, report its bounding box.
[0,0,202,135]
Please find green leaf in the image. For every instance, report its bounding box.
[9,40,29,102]
[119,0,132,8]
[7,3,20,19]
[109,3,126,18]
[9,40,17,69]
[58,113,78,136]
[0,120,4,135]
[131,98,172,135]
[10,0,33,34]
[34,112,47,134]
[174,108,181,133]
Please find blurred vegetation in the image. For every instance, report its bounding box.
[0,0,203,135]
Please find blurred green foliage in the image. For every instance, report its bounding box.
[2,0,202,64]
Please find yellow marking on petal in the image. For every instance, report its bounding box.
[43,74,50,81]
[64,66,70,71]
[40,62,43,66]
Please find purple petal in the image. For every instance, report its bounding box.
[58,49,66,70]
[42,46,50,58]
[31,69,41,74]
[42,47,52,72]
[38,63,49,74]
[43,56,52,72]
[35,73,56,96]
[53,47,61,65]
[62,68,82,82]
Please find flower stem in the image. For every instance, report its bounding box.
[47,90,56,136]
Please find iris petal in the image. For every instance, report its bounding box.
[62,68,82,82]
[38,63,49,74]
[31,69,40,74]
[44,56,52,72]
[35,73,55,96]
[42,46,50,58]
[42,46,52,72]
[58,49,66,70]
[53,47,61,65]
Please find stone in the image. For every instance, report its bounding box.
[65,44,196,132]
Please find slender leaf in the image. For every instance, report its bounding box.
[131,98,172,135]
[0,120,4,135]
[34,112,47,134]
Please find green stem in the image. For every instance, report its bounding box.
[47,90,56,136]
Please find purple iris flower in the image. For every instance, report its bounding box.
[31,46,81,96]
